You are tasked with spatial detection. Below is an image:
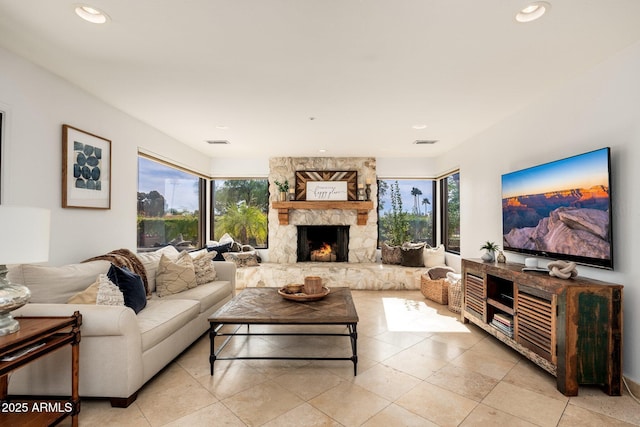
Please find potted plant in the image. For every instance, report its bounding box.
[381,181,409,264]
[480,241,500,262]
[274,179,289,202]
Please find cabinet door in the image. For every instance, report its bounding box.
[515,287,557,364]
[464,272,485,320]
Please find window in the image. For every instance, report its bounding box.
[440,171,460,253]
[211,179,269,248]
[137,156,205,251]
[377,179,435,246]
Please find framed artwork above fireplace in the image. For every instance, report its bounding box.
[295,170,358,201]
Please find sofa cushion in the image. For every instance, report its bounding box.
[107,264,147,314]
[136,245,180,293]
[160,280,233,314]
[156,252,197,297]
[424,244,446,268]
[136,298,200,351]
[67,279,100,304]
[7,260,111,304]
[189,250,217,285]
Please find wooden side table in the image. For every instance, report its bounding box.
[0,311,82,427]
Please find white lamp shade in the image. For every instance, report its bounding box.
[0,206,51,264]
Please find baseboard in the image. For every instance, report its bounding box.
[624,375,640,398]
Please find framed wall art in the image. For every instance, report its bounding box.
[294,170,358,201]
[62,124,111,209]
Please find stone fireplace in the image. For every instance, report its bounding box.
[297,225,349,262]
[268,157,377,263]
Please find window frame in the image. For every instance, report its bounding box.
[439,170,460,254]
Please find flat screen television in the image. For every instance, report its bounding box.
[502,147,613,269]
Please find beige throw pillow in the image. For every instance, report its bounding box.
[156,252,197,297]
[136,245,180,293]
[67,278,100,304]
[191,251,217,285]
[424,244,446,268]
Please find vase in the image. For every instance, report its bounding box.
[481,251,495,262]
[279,191,286,201]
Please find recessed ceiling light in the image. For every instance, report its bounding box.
[206,140,230,145]
[215,125,229,130]
[516,2,551,23]
[412,124,427,130]
[319,149,327,153]
[414,140,438,145]
[75,5,109,24]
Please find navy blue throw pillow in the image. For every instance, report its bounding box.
[107,264,147,314]
[207,242,232,261]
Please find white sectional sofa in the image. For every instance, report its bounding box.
[6,246,235,407]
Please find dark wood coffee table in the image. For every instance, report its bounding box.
[209,287,359,375]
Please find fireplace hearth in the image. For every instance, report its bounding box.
[297,225,349,262]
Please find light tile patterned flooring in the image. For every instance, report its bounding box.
[68,290,639,426]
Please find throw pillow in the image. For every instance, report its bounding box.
[67,278,100,304]
[96,274,125,306]
[207,242,232,261]
[107,264,147,314]
[381,242,402,265]
[156,252,197,297]
[136,245,180,293]
[190,250,217,285]
[424,244,446,268]
[428,266,456,280]
[222,251,260,267]
[400,243,425,267]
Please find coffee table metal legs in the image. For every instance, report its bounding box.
[209,323,359,376]
[348,323,358,376]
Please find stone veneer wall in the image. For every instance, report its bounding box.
[268,157,377,263]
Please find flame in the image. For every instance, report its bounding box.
[314,242,332,256]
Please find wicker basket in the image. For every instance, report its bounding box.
[420,274,449,305]
[448,277,463,314]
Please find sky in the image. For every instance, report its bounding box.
[138,157,199,212]
[378,179,434,215]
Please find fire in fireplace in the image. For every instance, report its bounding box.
[297,225,349,262]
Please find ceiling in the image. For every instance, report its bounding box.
[1,1,640,159]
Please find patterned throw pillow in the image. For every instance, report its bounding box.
[156,252,197,297]
[222,251,260,268]
[190,251,217,285]
[96,274,125,306]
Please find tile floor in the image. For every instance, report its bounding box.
[66,290,639,426]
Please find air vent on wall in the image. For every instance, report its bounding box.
[206,140,230,145]
[414,140,438,145]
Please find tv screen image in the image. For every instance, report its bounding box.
[502,147,612,269]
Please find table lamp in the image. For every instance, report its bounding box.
[0,206,51,335]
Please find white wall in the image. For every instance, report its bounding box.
[0,47,210,265]
[437,41,640,384]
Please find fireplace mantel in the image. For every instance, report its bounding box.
[272,201,374,225]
